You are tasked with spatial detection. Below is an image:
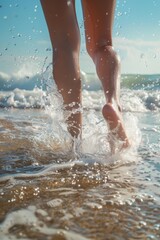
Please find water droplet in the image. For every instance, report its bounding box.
[67,1,71,6]
[117,12,123,17]
[3,16,7,20]
[147,234,156,239]
[139,221,147,227]
[46,48,51,52]
[87,36,91,42]
[154,224,160,230]
[17,33,22,37]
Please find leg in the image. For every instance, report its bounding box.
[81,0,129,151]
[40,0,81,138]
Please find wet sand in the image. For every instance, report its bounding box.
[0,109,160,240]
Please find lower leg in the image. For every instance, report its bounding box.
[93,45,120,107]
[81,0,129,152]
[53,48,82,138]
[93,46,130,151]
[40,0,82,138]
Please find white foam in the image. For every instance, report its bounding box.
[0,88,46,108]
[0,162,76,182]
[47,198,63,208]
[0,206,90,240]
[0,86,159,111]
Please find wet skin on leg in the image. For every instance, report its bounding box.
[40,0,82,138]
[41,0,130,152]
[81,0,130,151]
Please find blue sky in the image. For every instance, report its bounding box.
[0,0,160,77]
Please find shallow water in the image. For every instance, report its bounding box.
[0,108,160,240]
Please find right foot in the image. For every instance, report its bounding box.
[102,103,130,153]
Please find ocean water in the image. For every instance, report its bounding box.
[0,72,160,240]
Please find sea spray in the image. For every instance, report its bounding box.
[36,89,73,154]
[0,65,143,162]
[30,65,142,162]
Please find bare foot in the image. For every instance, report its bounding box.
[102,103,130,153]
